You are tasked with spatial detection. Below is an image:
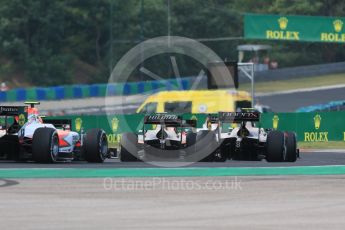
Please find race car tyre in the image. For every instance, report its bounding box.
[266,130,285,162]
[84,129,108,163]
[186,132,196,153]
[32,128,59,163]
[120,132,138,162]
[179,132,197,161]
[285,132,297,162]
[186,132,196,147]
[196,130,217,162]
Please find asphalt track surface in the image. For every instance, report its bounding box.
[0,151,344,168]
[1,176,345,230]
[1,150,345,229]
[258,86,345,112]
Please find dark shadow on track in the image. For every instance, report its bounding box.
[0,179,19,188]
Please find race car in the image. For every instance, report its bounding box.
[198,110,299,162]
[0,102,109,163]
[119,114,197,161]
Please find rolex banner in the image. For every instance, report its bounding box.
[48,112,345,146]
[244,14,345,43]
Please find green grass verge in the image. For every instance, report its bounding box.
[239,73,345,93]
[298,141,345,149]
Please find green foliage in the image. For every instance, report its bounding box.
[0,0,344,86]
[0,0,71,85]
[26,51,73,85]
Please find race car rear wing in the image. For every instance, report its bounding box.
[144,114,182,125]
[144,114,197,127]
[0,106,28,116]
[218,112,260,123]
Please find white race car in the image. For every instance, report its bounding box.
[197,110,299,162]
[0,102,109,163]
[119,114,197,161]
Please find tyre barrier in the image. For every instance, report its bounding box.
[0,77,195,102]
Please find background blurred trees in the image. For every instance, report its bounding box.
[0,0,343,86]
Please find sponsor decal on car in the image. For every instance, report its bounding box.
[18,114,26,126]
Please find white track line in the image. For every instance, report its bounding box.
[257,84,345,97]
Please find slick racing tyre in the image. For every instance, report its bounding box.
[196,130,217,162]
[185,132,196,153]
[120,132,138,162]
[32,128,59,163]
[285,132,297,162]
[84,129,108,163]
[266,131,285,162]
[186,132,196,148]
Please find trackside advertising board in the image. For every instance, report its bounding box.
[52,111,345,146]
[261,112,345,142]
[244,14,345,43]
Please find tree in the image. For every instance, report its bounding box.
[0,0,344,86]
[0,0,72,85]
